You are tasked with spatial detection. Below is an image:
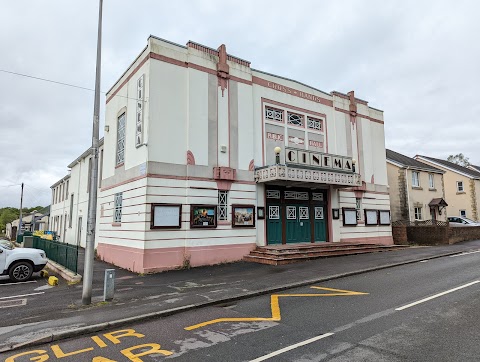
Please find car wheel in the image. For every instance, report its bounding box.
[9,261,33,282]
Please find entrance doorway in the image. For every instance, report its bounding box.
[266,187,327,244]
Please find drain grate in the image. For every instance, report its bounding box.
[0,298,26,309]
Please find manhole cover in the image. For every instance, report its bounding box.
[0,298,26,309]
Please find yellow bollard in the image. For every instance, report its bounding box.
[40,270,49,278]
[48,276,59,286]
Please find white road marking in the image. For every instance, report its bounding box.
[396,281,480,311]
[419,260,428,263]
[450,250,480,258]
[0,292,44,300]
[0,280,37,286]
[249,332,334,361]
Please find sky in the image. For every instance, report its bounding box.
[1,0,479,208]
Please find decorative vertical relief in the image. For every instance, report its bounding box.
[217,44,230,97]
[135,75,145,147]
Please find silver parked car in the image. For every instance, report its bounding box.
[447,216,480,226]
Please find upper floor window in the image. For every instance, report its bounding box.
[428,174,434,189]
[287,112,304,127]
[307,117,322,131]
[457,181,464,192]
[116,113,126,166]
[356,198,362,220]
[265,107,283,122]
[412,171,420,187]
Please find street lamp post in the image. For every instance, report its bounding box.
[82,0,103,305]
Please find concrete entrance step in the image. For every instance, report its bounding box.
[244,243,408,265]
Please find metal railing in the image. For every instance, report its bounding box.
[32,236,79,274]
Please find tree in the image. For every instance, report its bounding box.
[447,153,470,167]
[0,207,20,235]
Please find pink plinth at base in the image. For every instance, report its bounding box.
[96,242,256,274]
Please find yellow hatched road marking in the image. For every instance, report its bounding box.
[185,286,368,330]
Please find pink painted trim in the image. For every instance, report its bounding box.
[112,222,121,227]
[228,79,231,166]
[187,150,196,165]
[101,174,147,192]
[335,107,383,124]
[216,180,233,191]
[106,55,150,104]
[186,243,256,267]
[263,98,327,118]
[150,52,187,68]
[331,91,368,105]
[254,77,333,106]
[249,159,255,171]
[218,221,230,225]
[339,236,393,245]
[115,163,124,169]
[186,41,251,68]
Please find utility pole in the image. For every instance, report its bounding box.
[82,0,103,305]
[18,183,24,238]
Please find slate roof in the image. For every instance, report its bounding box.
[386,149,443,173]
[415,155,480,179]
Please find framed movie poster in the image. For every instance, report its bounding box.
[190,205,217,228]
[342,208,358,226]
[151,204,182,229]
[232,205,255,227]
[379,210,391,225]
[364,209,379,226]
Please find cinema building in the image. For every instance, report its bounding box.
[52,36,393,273]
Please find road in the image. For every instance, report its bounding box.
[3,249,480,361]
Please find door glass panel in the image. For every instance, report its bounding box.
[287,206,297,219]
[269,206,280,219]
[299,207,309,219]
[315,207,324,219]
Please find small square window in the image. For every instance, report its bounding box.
[457,181,464,192]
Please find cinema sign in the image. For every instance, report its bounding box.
[285,147,354,172]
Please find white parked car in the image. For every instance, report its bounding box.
[0,239,48,282]
[447,216,480,226]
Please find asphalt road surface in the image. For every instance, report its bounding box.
[4,249,480,361]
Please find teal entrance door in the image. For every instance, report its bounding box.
[266,205,282,244]
[286,205,311,243]
[313,206,326,242]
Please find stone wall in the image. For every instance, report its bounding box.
[393,225,480,245]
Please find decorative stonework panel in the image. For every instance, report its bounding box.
[284,191,309,200]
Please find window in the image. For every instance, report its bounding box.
[99,149,104,188]
[287,112,304,127]
[65,180,69,200]
[460,210,467,217]
[265,107,283,122]
[136,75,144,147]
[428,174,434,189]
[457,181,464,192]
[218,191,228,221]
[114,193,123,223]
[307,117,322,131]
[412,171,420,187]
[414,207,422,220]
[356,198,362,220]
[69,194,74,228]
[116,113,126,165]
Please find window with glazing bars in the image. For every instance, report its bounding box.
[114,192,123,223]
[307,117,322,131]
[287,112,304,127]
[116,113,126,165]
[218,191,228,221]
[265,107,283,122]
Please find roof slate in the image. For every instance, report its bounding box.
[386,149,443,173]
[416,155,480,179]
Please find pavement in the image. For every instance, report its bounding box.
[2,239,480,353]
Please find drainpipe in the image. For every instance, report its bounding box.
[405,167,411,221]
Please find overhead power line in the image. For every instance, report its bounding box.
[0,69,144,102]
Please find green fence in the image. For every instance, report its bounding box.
[32,236,79,274]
